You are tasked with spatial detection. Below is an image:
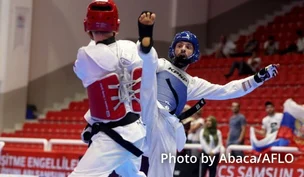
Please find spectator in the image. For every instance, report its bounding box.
[296,29,304,53]
[200,116,223,177]
[243,34,259,56]
[187,109,204,154]
[181,104,193,132]
[264,35,279,55]
[26,104,38,119]
[255,101,283,136]
[280,30,304,55]
[215,35,236,58]
[227,102,246,157]
[224,52,261,78]
[186,109,204,176]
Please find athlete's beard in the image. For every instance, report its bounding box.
[173,55,191,68]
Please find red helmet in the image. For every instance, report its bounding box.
[84,0,120,33]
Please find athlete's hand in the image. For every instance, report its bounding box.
[254,64,279,83]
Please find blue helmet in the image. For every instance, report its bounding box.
[168,31,200,64]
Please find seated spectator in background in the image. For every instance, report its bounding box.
[243,34,259,56]
[264,35,279,55]
[186,109,204,176]
[181,104,192,132]
[188,109,204,152]
[200,116,223,177]
[280,29,303,55]
[255,101,283,136]
[296,29,304,53]
[26,104,38,120]
[179,105,193,156]
[224,52,261,78]
[215,35,236,58]
[227,102,246,157]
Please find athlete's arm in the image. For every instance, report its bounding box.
[187,64,279,100]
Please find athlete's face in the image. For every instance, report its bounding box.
[174,41,194,59]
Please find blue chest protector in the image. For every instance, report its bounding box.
[157,63,189,116]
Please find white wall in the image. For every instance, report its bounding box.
[0,0,6,83]
[0,0,33,93]
[115,0,174,42]
[174,0,251,27]
[175,0,209,27]
[29,0,90,81]
[208,0,250,19]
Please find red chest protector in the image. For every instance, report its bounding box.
[87,67,142,120]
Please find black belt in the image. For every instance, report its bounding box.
[90,112,143,157]
[178,98,206,120]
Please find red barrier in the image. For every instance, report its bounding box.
[0,149,82,177]
[217,162,304,177]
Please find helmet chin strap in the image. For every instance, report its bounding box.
[173,55,191,68]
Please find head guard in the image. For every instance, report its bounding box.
[168,31,200,64]
[84,0,120,33]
